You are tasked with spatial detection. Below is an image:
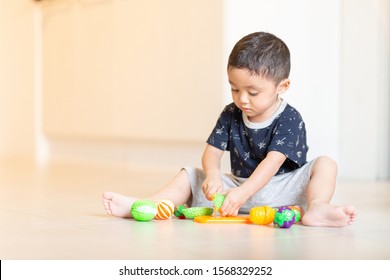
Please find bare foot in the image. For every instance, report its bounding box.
[102,192,137,218]
[302,202,356,227]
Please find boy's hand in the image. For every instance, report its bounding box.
[202,175,223,200]
[219,187,249,216]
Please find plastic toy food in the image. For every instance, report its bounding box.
[182,207,213,219]
[249,206,276,225]
[273,206,295,228]
[192,204,301,227]
[212,193,226,212]
[289,205,302,222]
[130,200,158,222]
[155,199,175,220]
[194,216,251,223]
[174,204,187,219]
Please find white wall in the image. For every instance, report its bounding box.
[223,0,341,163]
[340,0,390,180]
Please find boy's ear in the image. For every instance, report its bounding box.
[277,79,290,94]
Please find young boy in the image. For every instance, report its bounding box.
[103,32,356,227]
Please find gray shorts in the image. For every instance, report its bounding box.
[183,159,316,213]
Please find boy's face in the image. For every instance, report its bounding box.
[228,67,290,123]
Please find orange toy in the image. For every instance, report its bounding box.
[155,199,175,220]
[194,216,251,224]
[249,206,276,225]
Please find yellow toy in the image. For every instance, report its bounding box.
[249,206,276,225]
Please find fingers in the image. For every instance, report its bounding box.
[202,179,223,201]
[219,196,240,217]
[204,186,214,200]
[218,188,246,216]
[202,183,215,200]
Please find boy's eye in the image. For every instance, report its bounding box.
[231,88,239,93]
[249,92,259,96]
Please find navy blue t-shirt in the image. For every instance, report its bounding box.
[206,100,308,178]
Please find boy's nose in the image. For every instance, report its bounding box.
[239,93,249,104]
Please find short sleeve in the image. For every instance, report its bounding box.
[206,105,233,151]
[267,111,308,168]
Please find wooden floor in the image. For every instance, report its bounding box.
[1,158,389,260]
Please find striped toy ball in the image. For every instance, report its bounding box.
[155,199,175,220]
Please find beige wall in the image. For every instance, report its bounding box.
[42,0,223,142]
[0,0,36,159]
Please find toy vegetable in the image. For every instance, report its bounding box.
[182,207,213,219]
[249,206,276,225]
[174,204,187,219]
[212,193,226,212]
[273,206,295,228]
[130,200,157,222]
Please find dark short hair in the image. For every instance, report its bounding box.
[228,32,290,85]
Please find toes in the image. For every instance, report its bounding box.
[103,201,112,215]
[102,193,113,215]
[103,192,113,200]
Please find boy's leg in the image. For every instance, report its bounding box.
[102,169,192,218]
[148,169,192,205]
[302,156,356,227]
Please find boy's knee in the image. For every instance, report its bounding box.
[312,156,338,173]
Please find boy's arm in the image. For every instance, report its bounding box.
[220,151,286,216]
[201,144,225,200]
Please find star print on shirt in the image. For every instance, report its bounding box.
[206,101,308,178]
